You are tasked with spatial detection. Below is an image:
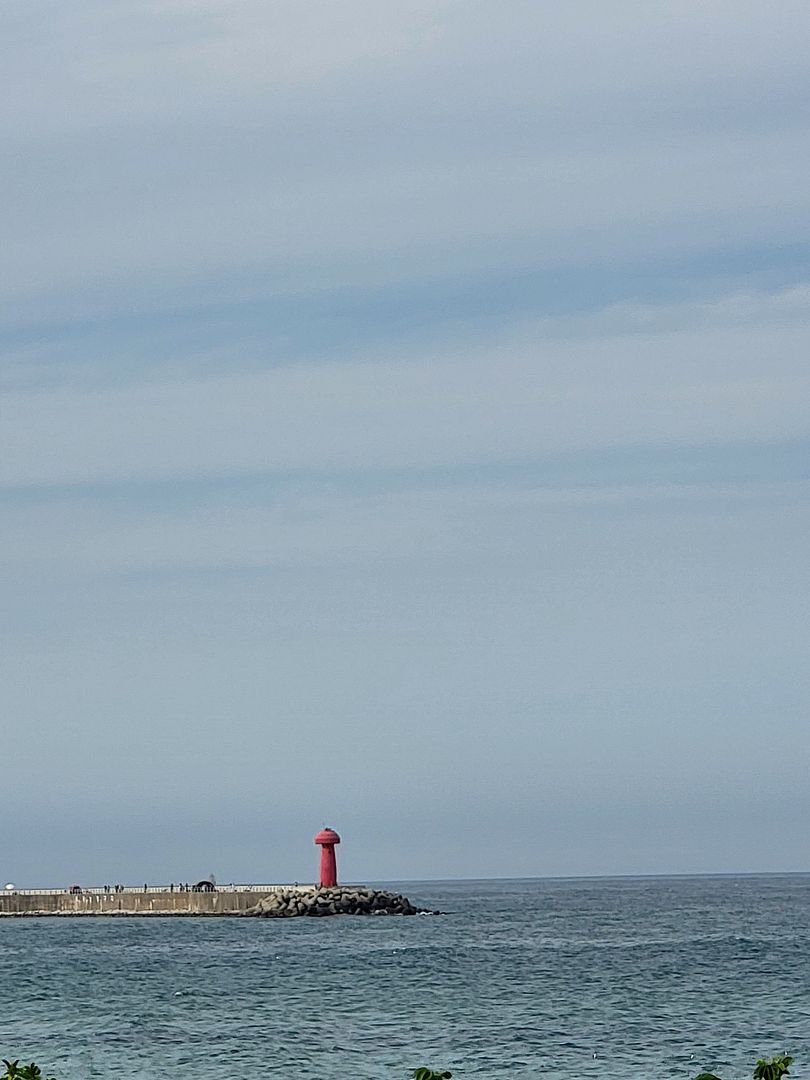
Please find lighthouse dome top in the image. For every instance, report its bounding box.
[314,827,341,846]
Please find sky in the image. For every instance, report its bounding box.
[2,0,810,887]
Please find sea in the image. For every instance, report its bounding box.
[2,875,810,1080]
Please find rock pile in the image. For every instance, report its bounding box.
[250,886,425,918]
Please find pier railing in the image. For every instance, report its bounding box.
[5,884,318,896]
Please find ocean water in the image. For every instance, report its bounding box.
[2,875,810,1080]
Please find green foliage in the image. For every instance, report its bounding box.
[754,1057,793,1080]
[695,1054,793,1080]
[0,1051,795,1080]
[2,1062,56,1080]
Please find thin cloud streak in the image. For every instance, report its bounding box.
[3,286,810,486]
[4,476,808,581]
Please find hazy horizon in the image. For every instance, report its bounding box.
[2,1,810,887]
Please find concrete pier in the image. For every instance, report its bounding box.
[0,885,316,917]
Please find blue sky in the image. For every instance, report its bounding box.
[2,0,810,886]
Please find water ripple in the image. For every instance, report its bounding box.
[2,875,810,1079]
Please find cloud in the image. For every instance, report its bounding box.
[3,285,810,486]
[6,1,808,138]
[3,1,810,877]
[3,450,809,832]
[4,470,808,581]
[2,0,809,325]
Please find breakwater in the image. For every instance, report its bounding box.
[0,885,426,917]
[252,885,425,917]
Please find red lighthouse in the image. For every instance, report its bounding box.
[314,827,341,888]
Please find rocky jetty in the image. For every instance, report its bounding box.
[250,886,425,918]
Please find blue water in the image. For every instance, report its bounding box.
[2,876,810,1080]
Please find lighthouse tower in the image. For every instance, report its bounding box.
[314,827,341,888]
